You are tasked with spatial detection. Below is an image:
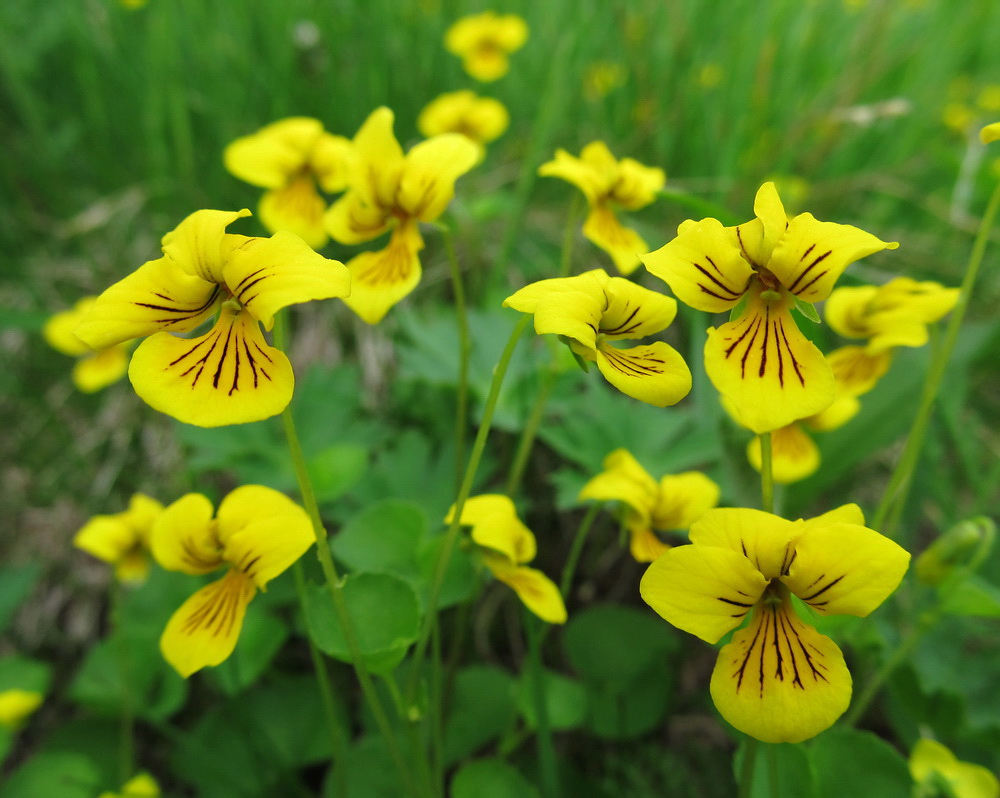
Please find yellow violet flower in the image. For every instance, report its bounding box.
[982,122,1000,144]
[75,209,350,427]
[98,773,161,798]
[540,142,665,275]
[42,298,131,393]
[910,739,999,798]
[503,268,691,407]
[224,117,354,250]
[151,485,313,677]
[446,495,566,624]
[643,181,898,433]
[74,493,163,583]
[417,90,509,160]
[0,689,43,730]
[444,11,528,82]
[640,504,909,742]
[325,107,478,324]
[579,449,720,562]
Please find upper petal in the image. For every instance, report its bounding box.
[735,181,789,266]
[651,471,721,530]
[310,133,356,193]
[222,231,350,328]
[161,209,252,284]
[642,217,753,313]
[980,122,1000,144]
[578,448,658,525]
[595,340,692,407]
[538,148,605,203]
[128,306,294,427]
[689,508,798,580]
[398,133,479,221]
[502,269,608,351]
[350,107,404,211]
[640,543,768,644]
[150,493,223,575]
[223,117,322,189]
[447,494,536,564]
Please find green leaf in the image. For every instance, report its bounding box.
[736,739,818,798]
[309,444,368,505]
[451,758,540,798]
[443,666,518,765]
[0,563,40,634]
[324,735,405,798]
[416,535,478,610]
[0,752,102,798]
[939,575,1000,617]
[331,500,428,577]
[793,296,822,323]
[0,656,51,693]
[516,668,586,731]
[584,660,673,740]
[303,572,421,674]
[810,728,912,798]
[209,609,289,695]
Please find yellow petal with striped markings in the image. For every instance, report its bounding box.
[341,222,423,324]
[595,340,691,407]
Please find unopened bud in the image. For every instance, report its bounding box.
[915,517,995,586]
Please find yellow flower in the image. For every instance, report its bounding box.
[583,61,627,101]
[75,209,350,427]
[417,90,509,160]
[503,268,691,407]
[640,505,909,742]
[909,739,999,798]
[446,495,566,624]
[152,485,313,677]
[98,773,161,798]
[540,142,665,275]
[643,181,897,433]
[325,107,478,324]
[224,117,354,250]
[43,298,131,393]
[0,689,43,730]
[444,11,528,82]
[981,122,1000,144]
[74,493,163,583]
[579,449,720,562]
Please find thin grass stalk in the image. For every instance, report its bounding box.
[560,503,601,598]
[525,611,559,798]
[760,432,774,514]
[441,225,470,495]
[873,179,1000,535]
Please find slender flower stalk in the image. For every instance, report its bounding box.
[560,503,602,597]
[759,432,774,514]
[525,611,559,798]
[441,225,470,494]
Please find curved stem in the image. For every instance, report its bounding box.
[560,503,601,598]
[525,611,559,798]
[110,581,134,784]
[441,225,471,495]
[760,432,774,514]
[873,179,1000,534]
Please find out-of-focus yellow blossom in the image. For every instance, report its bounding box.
[417,90,509,159]
[0,690,43,730]
[584,61,627,101]
[120,0,148,9]
[910,739,999,798]
[446,495,566,624]
[224,117,354,250]
[579,449,719,562]
[504,268,691,407]
[643,181,897,433]
[444,11,528,82]
[76,209,349,427]
[43,298,131,393]
[152,485,313,677]
[540,142,665,275]
[981,122,1000,144]
[641,505,909,742]
[942,81,1000,135]
[325,107,478,324]
[74,493,163,583]
[98,773,161,798]
[978,87,1000,113]
[697,63,724,89]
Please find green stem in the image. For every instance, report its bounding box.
[760,432,774,514]
[405,315,531,703]
[739,737,759,798]
[766,743,780,798]
[291,561,348,798]
[525,611,559,798]
[873,179,1000,535]
[110,581,134,784]
[442,225,471,495]
[560,503,601,598]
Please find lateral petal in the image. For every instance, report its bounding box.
[44,298,96,356]
[640,543,768,644]
[602,276,677,339]
[324,191,393,245]
[502,269,608,351]
[705,287,834,433]
[446,494,536,564]
[341,223,423,325]
[583,205,649,276]
[161,209,252,284]
[398,133,479,221]
[73,345,130,393]
[826,345,892,398]
[128,307,294,427]
[257,177,329,250]
[75,256,220,349]
[310,132,356,193]
[611,157,665,210]
[160,569,257,677]
[642,218,753,313]
[223,117,322,189]
[150,493,223,575]
[783,522,909,616]
[652,472,721,530]
[629,527,672,563]
[710,600,851,743]
[595,340,692,407]
[578,448,659,526]
[689,508,798,580]
[538,148,604,203]
[486,557,567,624]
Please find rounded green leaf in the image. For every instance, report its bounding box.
[810,728,912,798]
[451,758,540,798]
[331,500,427,575]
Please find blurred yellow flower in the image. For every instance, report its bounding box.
[224,117,354,249]
[325,107,478,323]
[909,738,999,798]
[583,61,627,101]
[981,122,1000,144]
[417,90,509,159]
[697,63,724,89]
[75,209,349,427]
[0,689,43,730]
[74,493,163,583]
[579,449,720,562]
[98,773,161,798]
[446,495,566,623]
[540,141,665,275]
[43,297,131,393]
[152,485,313,677]
[444,11,528,82]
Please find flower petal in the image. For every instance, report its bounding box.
[596,340,692,407]
[826,345,892,397]
[222,231,350,329]
[502,269,607,350]
[160,569,257,677]
[629,527,672,563]
[0,690,43,729]
[161,209,252,284]
[447,494,535,564]
[651,472,721,530]
[642,218,754,313]
[150,493,223,575]
[583,205,649,276]
[486,557,567,624]
[748,425,820,484]
[611,157,665,210]
[72,345,130,393]
[980,121,1000,144]
[578,448,658,525]
[398,133,479,221]
[602,276,677,339]
[351,107,404,212]
[783,521,909,616]
[223,117,322,189]
[690,508,799,579]
[640,543,768,643]
[735,182,788,266]
[128,307,294,427]
[538,147,605,203]
[341,223,423,325]
[44,298,96,356]
[310,133,356,193]
[216,485,313,589]
[910,739,1000,798]
[257,177,329,250]
[705,287,834,433]
[324,192,393,245]
[75,257,220,350]
[710,600,851,743]
[768,216,898,303]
